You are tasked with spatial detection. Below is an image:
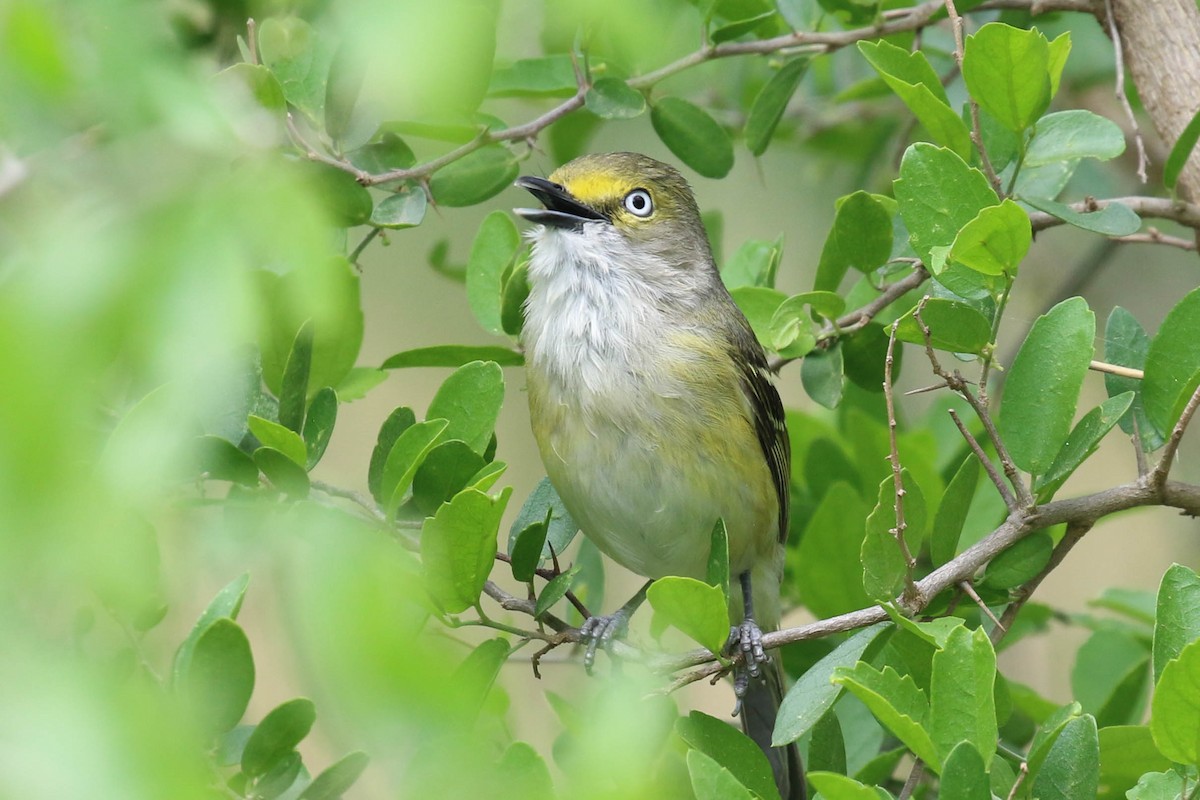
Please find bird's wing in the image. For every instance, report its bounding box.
[732,324,792,544]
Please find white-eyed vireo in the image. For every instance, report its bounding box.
[514,152,802,800]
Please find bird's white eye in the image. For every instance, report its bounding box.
[623,189,654,217]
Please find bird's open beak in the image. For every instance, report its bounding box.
[513,176,606,228]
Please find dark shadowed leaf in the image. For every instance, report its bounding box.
[745,58,809,156]
[429,145,519,207]
[651,97,734,178]
[242,698,316,778]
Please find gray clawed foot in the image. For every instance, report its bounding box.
[727,616,769,717]
[579,610,630,674]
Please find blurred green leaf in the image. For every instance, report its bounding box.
[302,387,337,469]
[1022,195,1141,236]
[802,345,844,409]
[195,435,259,486]
[805,772,882,800]
[382,345,523,369]
[488,56,577,98]
[814,191,893,292]
[179,618,255,737]
[1125,771,1186,799]
[1165,106,1200,191]
[832,662,940,768]
[686,749,755,800]
[895,144,998,266]
[775,623,890,746]
[172,574,250,687]
[999,296,1095,475]
[931,458,980,565]
[501,260,530,337]
[1097,726,1171,798]
[466,211,521,336]
[1025,110,1126,166]
[647,577,729,654]
[426,360,505,454]
[371,188,427,229]
[650,97,734,178]
[585,77,646,119]
[939,742,990,800]
[983,531,1052,590]
[421,487,511,614]
[430,145,519,207]
[258,16,333,123]
[705,519,730,601]
[412,440,487,516]
[296,162,372,227]
[930,626,998,766]
[445,638,510,728]
[507,477,578,563]
[861,470,927,602]
[336,367,387,401]
[723,237,784,289]
[242,698,316,778]
[254,447,310,498]
[858,41,971,158]
[1143,286,1200,434]
[1104,307,1164,451]
[248,415,307,467]
[495,742,555,800]
[278,321,313,433]
[215,63,286,113]
[710,9,777,43]
[347,132,416,175]
[962,23,1051,132]
[1153,563,1200,684]
[369,407,416,503]
[949,199,1031,276]
[1034,392,1135,501]
[745,57,809,156]
[380,419,449,515]
[730,286,787,348]
[254,752,302,800]
[794,483,873,617]
[894,298,992,354]
[1033,714,1100,800]
[1072,628,1149,727]
[677,711,780,800]
[298,751,369,800]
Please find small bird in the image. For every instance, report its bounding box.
[514,152,802,799]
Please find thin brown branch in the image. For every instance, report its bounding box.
[898,761,927,800]
[1104,0,1150,183]
[1111,230,1197,250]
[482,580,572,634]
[284,113,370,182]
[1089,359,1144,380]
[1028,196,1200,231]
[944,0,1003,194]
[1149,381,1200,489]
[1006,763,1030,800]
[885,321,919,602]
[950,408,1018,510]
[494,552,593,619]
[959,579,1005,632]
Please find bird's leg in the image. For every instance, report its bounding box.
[579,580,652,674]
[728,570,769,716]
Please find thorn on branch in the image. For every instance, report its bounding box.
[885,321,919,600]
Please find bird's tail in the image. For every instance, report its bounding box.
[740,654,806,800]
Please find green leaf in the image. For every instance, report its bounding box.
[254,447,310,498]
[930,627,998,767]
[730,286,788,346]
[769,293,832,356]
[382,345,523,369]
[794,483,873,618]
[949,198,1031,276]
[369,407,415,503]
[509,518,549,583]
[421,487,511,614]
[495,742,555,800]
[1165,105,1200,191]
[802,345,844,409]
[412,440,487,516]
[999,296,1095,474]
[857,40,971,158]
[179,618,255,736]
[172,574,250,687]
[832,662,941,768]
[215,63,286,114]
[1034,392,1135,501]
[710,10,777,43]
[242,698,316,778]
[1033,714,1100,800]
[335,367,387,401]
[1098,725,1172,798]
[445,638,510,727]
[806,772,885,800]
[302,387,337,469]
[258,16,333,123]
[686,749,755,800]
[894,298,992,354]
[467,459,507,493]
[705,519,731,601]
[931,455,981,565]
[1071,628,1149,726]
[962,23,1051,132]
[1046,32,1072,97]
[895,144,999,266]
[650,97,734,178]
[1022,195,1141,236]
[1144,286,1200,434]
[465,211,521,336]
[379,419,449,515]
[1027,702,1084,780]
[814,191,893,292]
[296,162,372,227]
[861,470,927,602]
[808,709,847,776]
[253,752,301,800]
[745,57,810,156]
[723,237,784,289]
[195,435,259,486]
[939,742,990,800]
[347,133,416,175]
[1154,564,1200,684]
[426,360,505,454]
[297,751,369,800]
[534,567,579,619]
[1025,110,1126,166]
[647,576,730,655]
[370,187,427,229]
[488,56,577,98]
[248,415,307,467]
[585,77,646,119]
[501,260,530,336]
[1125,771,1187,800]
[1104,307,1164,451]
[507,477,578,562]
[677,711,780,800]
[982,531,1053,590]
[774,623,890,746]
[429,145,519,207]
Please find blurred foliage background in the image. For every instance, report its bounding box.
[1,0,1197,797]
